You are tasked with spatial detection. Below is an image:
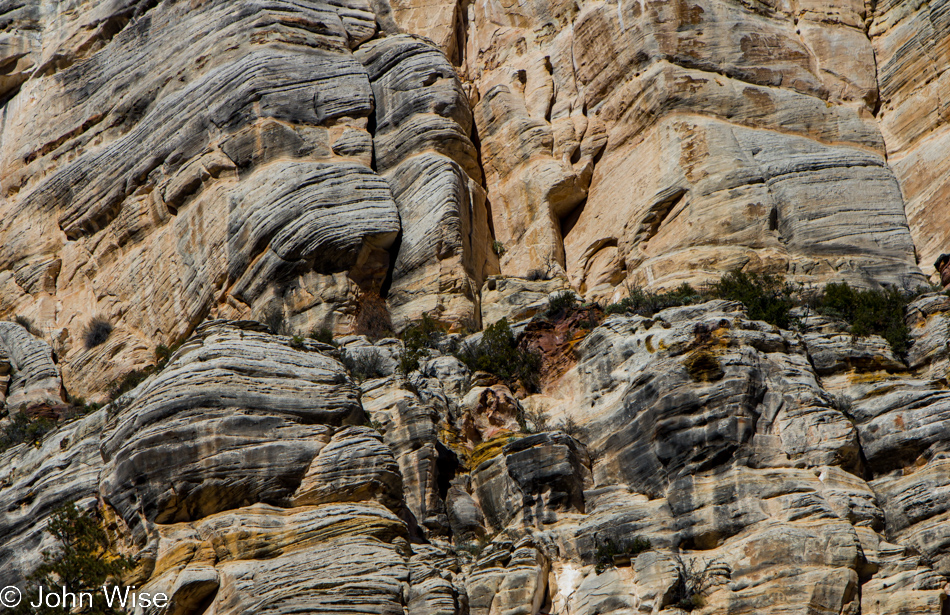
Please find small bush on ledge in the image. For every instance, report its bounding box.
[0,410,55,453]
[353,291,393,341]
[83,316,113,349]
[544,291,579,318]
[398,313,447,374]
[710,270,796,329]
[455,318,541,392]
[342,347,387,383]
[595,536,652,574]
[605,283,703,317]
[813,282,923,355]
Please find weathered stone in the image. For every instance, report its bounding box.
[359,35,496,330]
[0,410,105,585]
[99,321,363,544]
[473,432,590,531]
[292,426,403,509]
[870,0,950,277]
[0,322,64,411]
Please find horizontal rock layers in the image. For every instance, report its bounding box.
[3,300,950,613]
[0,0,491,399]
[456,0,930,297]
[2,0,950,613]
[870,0,950,278]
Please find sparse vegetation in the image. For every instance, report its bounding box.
[154,342,182,371]
[556,415,584,439]
[83,316,113,349]
[310,326,336,346]
[811,282,924,355]
[544,291,579,318]
[398,314,447,374]
[525,268,549,281]
[290,335,306,350]
[65,394,102,417]
[11,502,132,615]
[601,270,930,356]
[605,283,703,317]
[353,291,393,341]
[605,272,795,328]
[520,405,549,433]
[595,536,652,574]
[1,410,55,452]
[108,368,153,406]
[492,240,505,256]
[670,555,727,612]
[342,348,388,382]
[710,270,796,329]
[455,318,541,392]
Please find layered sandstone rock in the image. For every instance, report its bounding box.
[453,0,929,295]
[0,0,490,400]
[2,0,950,613]
[870,0,950,280]
[2,299,950,613]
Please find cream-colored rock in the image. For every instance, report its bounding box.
[479,275,569,325]
[0,322,64,410]
[463,0,926,294]
[0,0,492,400]
[358,35,497,330]
[870,0,950,276]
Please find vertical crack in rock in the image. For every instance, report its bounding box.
[358,35,497,330]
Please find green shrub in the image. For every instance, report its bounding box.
[398,314,446,374]
[0,411,55,452]
[310,327,336,345]
[65,394,102,417]
[595,536,652,574]
[290,335,306,350]
[109,368,153,404]
[605,283,703,317]
[11,502,132,615]
[544,291,578,318]
[83,316,113,349]
[711,270,795,329]
[342,348,387,382]
[154,342,182,371]
[815,282,921,355]
[455,318,541,391]
[492,240,505,256]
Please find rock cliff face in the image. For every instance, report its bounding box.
[2,0,950,614]
[4,299,950,614]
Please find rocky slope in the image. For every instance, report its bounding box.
[1,0,950,613]
[3,297,950,614]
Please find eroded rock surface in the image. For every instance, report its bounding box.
[0,0,490,400]
[2,297,950,613]
[3,0,950,613]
